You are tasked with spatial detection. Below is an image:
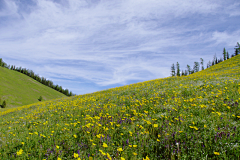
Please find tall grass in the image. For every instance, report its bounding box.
[0,55,240,160]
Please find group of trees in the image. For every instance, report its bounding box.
[171,42,240,77]
[0,59,75,96]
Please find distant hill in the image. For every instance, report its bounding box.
[0,66,67,108]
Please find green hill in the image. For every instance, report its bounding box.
[0,55,239,159]
[0,66,67,109]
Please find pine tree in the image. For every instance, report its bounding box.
[181,70,184,76]
[207,61,211,68]
[235,48,239,56]
[193,62,199,73]
[171,63,175,77]
[176,62,180,77]
[227,51,229,59]
[200,58,204,70]
[187,65,191,75]
[223,48,227,60]
[234,42,240,55]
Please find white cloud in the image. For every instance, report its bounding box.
[211,30,240,46]
[225,2,240,16]
[0,0,18,17]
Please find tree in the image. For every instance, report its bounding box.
[227,51,229,59]
[223,48,227,60]
[207,61,211,68]
[181,70,184,76]
[193,62,199,73]
[200,58,204,70]
[187,65,191,75]
[234,48,239,56]
[176,62,180,76]
[171,63,175,77]
[219,58,223,62]
[234,42,240,56]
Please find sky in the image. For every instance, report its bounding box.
[0,0,239,95]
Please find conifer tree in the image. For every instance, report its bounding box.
[223,48,227,60]
[234,42,240,55]
[207,61,211,68]
[176,62,180,77]
[171,63,175,77]
[235,48,239,56]
[193,62,199,73]
[200,58,204,70]
[227,51,229,59]
[187,65,191,75]
[181,70,184,76]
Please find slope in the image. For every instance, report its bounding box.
[0,66,67,108]
[0,55,239,159]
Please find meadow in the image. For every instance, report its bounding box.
[0,66,66,108]
[0,55,240,160]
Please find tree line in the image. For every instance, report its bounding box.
[171,42,240,77]
[0,59,75,96]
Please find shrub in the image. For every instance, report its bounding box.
[2,100,6,108]
[38,96,43,101]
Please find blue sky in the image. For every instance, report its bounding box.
[0,0,239,95]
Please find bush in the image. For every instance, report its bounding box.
[38,96,43,101]
[2,100,6,108]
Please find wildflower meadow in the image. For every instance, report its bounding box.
[0,55,240,159]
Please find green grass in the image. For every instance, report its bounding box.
[0,67,66,109]
[0,55,240,160]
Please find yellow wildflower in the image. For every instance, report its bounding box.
[107,153,111,159]
[74,153,79,158]
[103,143,108,148]
[16,149,23,155]
[143,155,150,160]
[214,152,220,155]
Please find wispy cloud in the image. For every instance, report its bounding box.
[0,0,239,94]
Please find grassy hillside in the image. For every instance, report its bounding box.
[0,55,240,159]
[0,67,67,108]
